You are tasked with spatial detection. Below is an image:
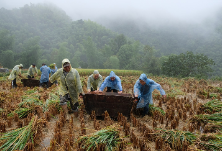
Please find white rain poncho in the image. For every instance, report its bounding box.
[8,64,23,80]
[99,71,122,91]
[27,65,38,77]
[134,73,165,108]
[87,70,103,90]
[49,59,83,105]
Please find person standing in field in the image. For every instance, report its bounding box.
[50,63,58,85]
[39,63,51,88]
[134,73,166,116]
[8,64,23,88]
[99,71,122,94]
[87,70,103,93]
[49,59,84,119]
[27,64,38,79]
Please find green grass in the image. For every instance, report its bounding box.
[76,69,143,76]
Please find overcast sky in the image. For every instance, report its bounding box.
[1,0,222,23]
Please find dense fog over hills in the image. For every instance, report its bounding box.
[1,0,222,77]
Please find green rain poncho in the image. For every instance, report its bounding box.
[49,59,83,104]
[87,70,103,90]
[27,65,38,77]
[8,64,23,80]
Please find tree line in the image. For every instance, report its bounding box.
[0,4,216,79]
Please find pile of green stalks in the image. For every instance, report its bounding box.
[19,98,43,108]
[158,129,196,150]
[43,93,60,112]
[77,124,122,151]
[8,98,43,118]
[0,116,39,151]
[198,134,222,151]
[199,99,222,114]
[190,112,222,124]
[149,104,165,116]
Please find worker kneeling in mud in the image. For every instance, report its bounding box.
[87,70,103,93]
[49,59,84,119]
[8,64,23,88]
[99,71,122,94]
[134,73,166,116]
[27,64,38,79]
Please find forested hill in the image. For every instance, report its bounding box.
[98,14,222,76]
[0,3,221,77]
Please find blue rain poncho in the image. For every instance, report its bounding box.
[40,65,51,83]
[99,71,122,91]
[134,73,165,108]
[51,65,58,75]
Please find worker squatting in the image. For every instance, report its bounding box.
[8,59,166,119]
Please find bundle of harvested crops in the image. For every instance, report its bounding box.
[77,124,123,151]
[19,98,43,108]
[198,134,222,151]
[198,99,222,114]
[0,116,42,151]
[158,129,196,151]
[43,97,60,113]
[190,112,222,125]
[149,104,165,116]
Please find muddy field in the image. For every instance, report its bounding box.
[0,75,222,151]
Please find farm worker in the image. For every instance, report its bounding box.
[134,73,166,116]
[99,71,122,94]
[8,64,23,88]
[27,64,38,79]
[50,63,58,85]
[49,58,84,119]
[87,70,103,93]
[39,63,51,88]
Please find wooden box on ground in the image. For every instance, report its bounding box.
[83,92,134,118]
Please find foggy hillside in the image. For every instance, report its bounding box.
[0,1,222,78]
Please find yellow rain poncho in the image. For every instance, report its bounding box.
[50,59,83,105]
[87,70,103,90]
[8,64,23,80]
[27,65,38,77]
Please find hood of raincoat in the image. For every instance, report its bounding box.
[139,73,150,85]
[62,58,72,70]
[93,70,99,75]
[109,71,116,79]
[19,64,23,68]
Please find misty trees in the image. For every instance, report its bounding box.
[162,51,215,78]
[0,30,14,68]
[20,37,40,68]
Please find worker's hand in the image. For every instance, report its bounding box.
[98,90,103,93]
[87,89,91,93]
[134,97,139,103]
[162,95,166,98]
[134,99,138,103]
[79,93,83,98]
[35,74,37,77]
[118,91,122,94]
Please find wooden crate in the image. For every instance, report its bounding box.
[83,92,134,118]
